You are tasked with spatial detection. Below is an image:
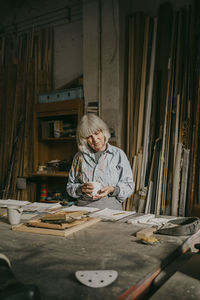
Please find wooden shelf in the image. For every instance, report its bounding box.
[33,99,83,172]
[31,171,69,178]
[32,98,84,201]
[35,99,83,117]
[39,137,76,142]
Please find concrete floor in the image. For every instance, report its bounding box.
[0,214,198,300]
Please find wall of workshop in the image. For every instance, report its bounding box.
[54,21,83,89]
[83,0,123,146]
[0,0,193,148]
[0,0,83,90]
[83,0,131,148]
[83,0,193,148]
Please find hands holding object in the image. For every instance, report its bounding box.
[81,182,114,200]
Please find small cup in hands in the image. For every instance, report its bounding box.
[90,182,102,196]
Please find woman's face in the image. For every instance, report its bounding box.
[87,130,106,152]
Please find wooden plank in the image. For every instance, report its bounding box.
[145,181,153,214]
[2,63,17,197]
[41,210,88,221]
[149,2,173,160]
[161,16,178,215]
[151,139,162,214]
[136,227,157,240]
[140,17,157,189]
[126,16,134,159]
[23,47,35,177]
[189,79,200,213]
[28,217,93,230]
[131,13,145,158]
[156,10,176,215]
[136,16,150,154]
[171,142,182,216]
[173,94,180,168]
[132,155,138,183]
[144,139,161,214]
[12,217,101,237]
[179,148,190,216]
[136,150,142,192]
[179,5,194,215]
[0,64,6,194]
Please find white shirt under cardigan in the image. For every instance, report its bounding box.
[66,143,135,209]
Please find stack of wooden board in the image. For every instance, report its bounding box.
[12,210,101,237]
[125,2,198,217]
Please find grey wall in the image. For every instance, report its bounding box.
[54,21,83,89]
[83,0,122,145]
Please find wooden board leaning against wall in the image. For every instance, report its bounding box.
[124,2,200,217]
[0,28,53,202]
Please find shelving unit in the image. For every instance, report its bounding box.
[31,98,84,202]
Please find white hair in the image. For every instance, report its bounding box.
[76,114,111,153]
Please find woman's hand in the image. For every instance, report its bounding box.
[81,183,114,200]
[81,182,94,197]
[92,186,114,200]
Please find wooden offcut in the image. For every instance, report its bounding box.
[136,227,157,240]
[12,217,101,237]
[41,210,88,221]
[28,216,93,230]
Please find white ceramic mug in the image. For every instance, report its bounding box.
[7,206,23,225]
[90,182,102,196]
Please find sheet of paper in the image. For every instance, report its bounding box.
[23,202,62,213]
[0,199,31,207]
[90,208,136,221]
[61,205,99,213]
[0,200,63,221]
[127,214,177,227]
[21,213,39,220]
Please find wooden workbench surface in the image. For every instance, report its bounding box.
[0,217,191,300]
[150,253,200,300]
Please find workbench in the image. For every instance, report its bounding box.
[0,215,199,300]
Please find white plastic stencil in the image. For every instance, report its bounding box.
[75,270,118,288]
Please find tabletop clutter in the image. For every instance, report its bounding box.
[1,199,198,241]
[1,199,200,295]
[0,199,135,237]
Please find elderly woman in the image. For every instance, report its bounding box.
[66,114,134,210]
